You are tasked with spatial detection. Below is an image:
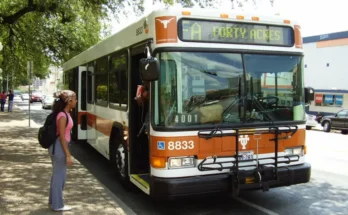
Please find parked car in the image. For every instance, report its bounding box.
[321,109,348,134]
[42,95,55,109]
[30,92,43,103]
[306,113,318,130]
[21,93,30,101]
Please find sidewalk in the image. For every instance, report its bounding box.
[0,107,135,215]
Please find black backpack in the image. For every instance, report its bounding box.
[38,111,68,154]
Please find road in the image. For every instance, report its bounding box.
[14,99,52,125]
[16,100,348,215]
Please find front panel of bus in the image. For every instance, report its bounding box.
[147,14,309,197]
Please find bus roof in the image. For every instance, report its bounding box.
[63,8,301,71]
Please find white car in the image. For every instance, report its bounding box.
[306,113,318,130]
[42,95,55,109]
[21,93,30,101]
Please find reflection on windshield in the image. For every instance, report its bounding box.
[154,52,304,128]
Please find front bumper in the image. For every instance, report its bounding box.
[150,163,311,197]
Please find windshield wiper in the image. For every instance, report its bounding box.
[186,96,219,113]
[198,77,242,140]
[247,96,275,125]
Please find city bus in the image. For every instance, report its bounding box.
[63,8,315,197]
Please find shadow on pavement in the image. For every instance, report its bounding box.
[0,111,128,215]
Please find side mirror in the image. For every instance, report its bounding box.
[304,87,315,104]
[139,57,159,82]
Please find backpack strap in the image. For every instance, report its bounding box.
[53,111,70,155]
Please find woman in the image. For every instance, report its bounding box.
[48,90,77,212]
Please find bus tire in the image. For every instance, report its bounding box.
[109,129,131,187]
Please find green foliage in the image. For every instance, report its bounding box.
[97,85,108,101]
[0,0,108,87]
[0,0,274,89]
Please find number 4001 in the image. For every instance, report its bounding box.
[174,114,199,124]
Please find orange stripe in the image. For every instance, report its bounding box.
[78,112,128,140]
[317,38,348,48]
[78,112,305,159]
[150,129,305,159]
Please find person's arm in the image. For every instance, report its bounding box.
[142,89,149,101]
[57,115,73,166]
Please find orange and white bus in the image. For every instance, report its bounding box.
[63,8,314,197]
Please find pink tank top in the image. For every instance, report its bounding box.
[56,112,73,142]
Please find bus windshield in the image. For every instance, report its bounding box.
[154,52,304,128]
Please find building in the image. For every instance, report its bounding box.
[40,66,63,96]
[303,31,348,115]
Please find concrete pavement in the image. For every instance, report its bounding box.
[0,106,135,215]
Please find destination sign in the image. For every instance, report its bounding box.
[178,19,294,46]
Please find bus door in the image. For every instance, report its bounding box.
[86,64,97,146]
[77,66,87,140]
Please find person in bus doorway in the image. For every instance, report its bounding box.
[7,90,14,112]
[48,90,77,212]
[135,81,150,136]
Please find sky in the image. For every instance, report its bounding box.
[109,0,348,37]
[273,0,348,36]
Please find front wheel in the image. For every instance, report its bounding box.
[341,130,348,135]
[115,142,128,178]
[110,137,129,182]
[323,121,331,132]
[306,126,312,130]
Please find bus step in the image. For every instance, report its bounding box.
[130,174,150,191]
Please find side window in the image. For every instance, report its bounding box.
[81,71,86,110]
[95,57,108,106]
[87,63,94,104]
[63,71,70,89]
[109,52,128,109]
[337,110,348,118]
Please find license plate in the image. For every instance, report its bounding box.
[238,151,254,161]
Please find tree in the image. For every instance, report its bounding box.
[0,0,274,89]
[0,0,111,87]
[112,0,275,23]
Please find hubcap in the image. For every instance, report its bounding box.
[324,122,329,130]
[115,144,126,177]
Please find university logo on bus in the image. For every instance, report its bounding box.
[238,135,250,150]
[155,16,177,44]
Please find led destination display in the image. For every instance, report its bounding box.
[179,19,294,46]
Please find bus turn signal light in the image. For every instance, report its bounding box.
[294,25,303,48]
[252,16,259,21]
[182,11,191,15]
[151,156,166,168]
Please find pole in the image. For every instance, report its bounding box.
[27,61,33,127]
[29,80,31,127]
[6,72,8,92]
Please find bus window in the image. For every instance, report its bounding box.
[155,52,243,126]
[95,57,108,106]
[87,64,94,104]
[81,71,86,110]
[109,52,128,109]
[158,58,177,125]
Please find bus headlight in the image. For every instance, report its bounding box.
[168,156,195,169]
[285,146,304,156]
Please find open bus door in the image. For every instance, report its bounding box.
[77,66,87,141]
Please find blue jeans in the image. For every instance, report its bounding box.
[48,139,70,209]
[8,101,13,112]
